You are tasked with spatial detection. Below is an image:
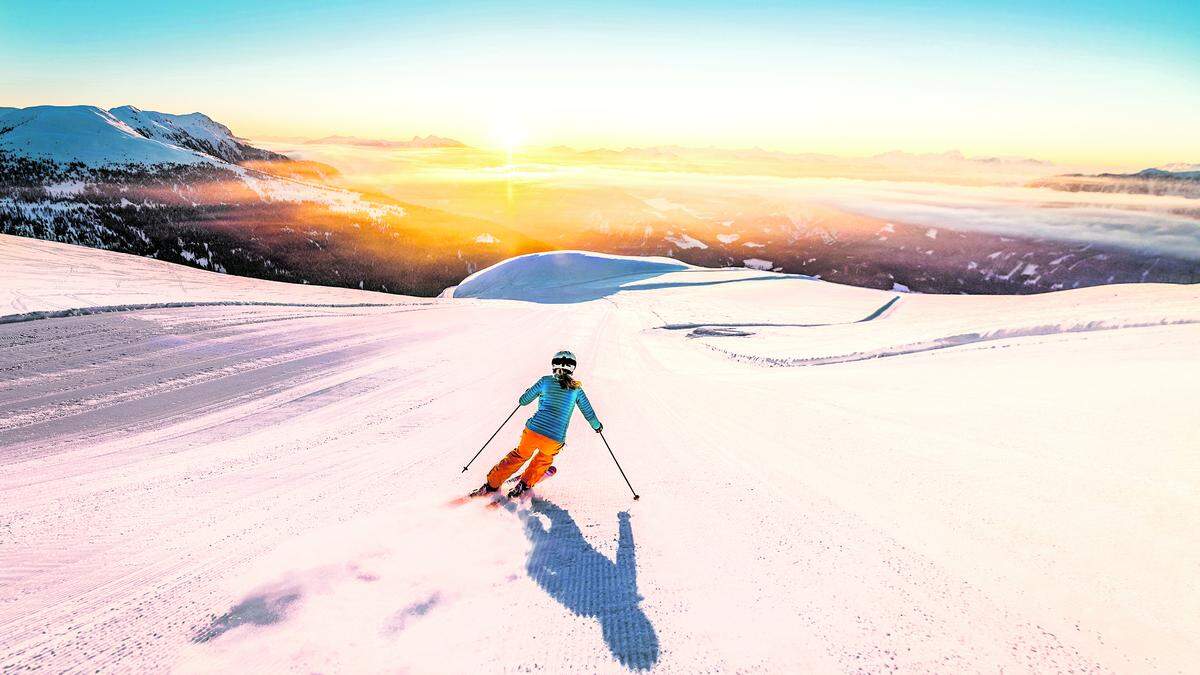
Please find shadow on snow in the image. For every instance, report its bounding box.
[516,497,660,670]
[192,586,302,643]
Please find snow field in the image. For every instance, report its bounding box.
[1,241,1197,672]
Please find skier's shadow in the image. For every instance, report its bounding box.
[511,498,660,671]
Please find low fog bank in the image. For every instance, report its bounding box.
[258,141,1200,261]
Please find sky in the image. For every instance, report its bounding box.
[1,1,1198,167]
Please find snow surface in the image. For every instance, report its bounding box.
[2,237,1199,672]
[0,234,414,317]
[0,106,217,166]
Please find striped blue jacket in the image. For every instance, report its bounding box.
[520,375,602,442]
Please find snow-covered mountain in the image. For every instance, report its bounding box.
[0,105,220,166]
[0,105,540,296]
[107,105,289,164]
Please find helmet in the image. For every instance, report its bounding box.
[552,350,576,377]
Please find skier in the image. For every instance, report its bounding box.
[471,350,603,499]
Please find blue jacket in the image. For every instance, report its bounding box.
[520,376,602,442]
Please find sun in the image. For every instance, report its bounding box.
[489,121,527,157]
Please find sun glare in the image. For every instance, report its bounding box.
[490,122,527,157]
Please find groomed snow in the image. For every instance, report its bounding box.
[2,238,1198,672]
[0,234,415,317]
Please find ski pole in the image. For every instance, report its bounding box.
[461,404,521,473]
[599,430,640,500]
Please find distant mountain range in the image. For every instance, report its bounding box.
[305,134,466,148]
[0,105,538,295]
[534,144,1063,186]
[559,145,1052,168]
[1030,165,1200,198]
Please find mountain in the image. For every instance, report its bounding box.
[305,134,467,149]
[1030,165,1200,198]
[0,105,219,166]
[1156,162,1200,174]
[108,105,289,164]
[0,105,541,296]
[1130,166,1200,180]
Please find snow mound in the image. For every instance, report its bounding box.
[0,106,217,167]
[452,251,691,302]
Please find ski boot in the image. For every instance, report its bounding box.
[506,480,531,499]
[469,482,498,498]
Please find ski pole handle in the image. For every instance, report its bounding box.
[461,404,521,473]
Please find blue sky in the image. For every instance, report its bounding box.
[2,1,1197,165]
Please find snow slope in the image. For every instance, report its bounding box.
[2,239,1198,672]
[0,106,218,166]
[0,234,416,318]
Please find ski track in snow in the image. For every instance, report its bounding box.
[1,242,1199,672]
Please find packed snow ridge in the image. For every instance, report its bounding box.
[452,251,692,302]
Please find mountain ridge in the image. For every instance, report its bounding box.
[0,105,289,167]
[1030,164,1200,198]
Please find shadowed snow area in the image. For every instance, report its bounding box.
[192,586,303,643]
[1,236,1199,672]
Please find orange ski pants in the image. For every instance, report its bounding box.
[487,428,564,489]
